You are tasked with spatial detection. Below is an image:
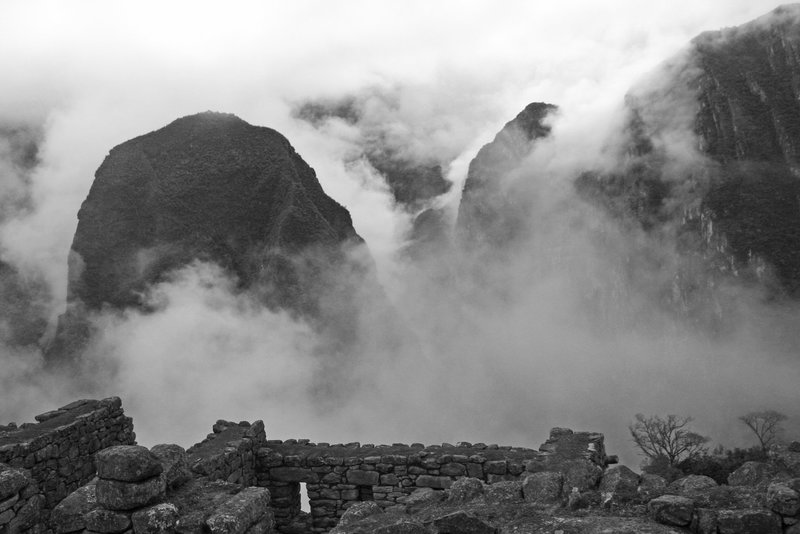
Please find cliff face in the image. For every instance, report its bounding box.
[456,102,557,247]
[578,5,800,299]
[50,112,375,359]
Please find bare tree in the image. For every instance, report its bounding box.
[739,410,787,452]
[629,414,709,466]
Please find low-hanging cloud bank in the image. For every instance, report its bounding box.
[1,0,797,467]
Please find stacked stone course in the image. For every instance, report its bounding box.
[186,419,266,487]
[53,440,276,534]
[0,463,45,533]
[0,397,135,528]
[255,435,587,533]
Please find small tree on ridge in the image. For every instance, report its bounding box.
[739,410,787,452]
[629,413,709,467]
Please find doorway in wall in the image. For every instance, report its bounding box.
[300,482,310,512]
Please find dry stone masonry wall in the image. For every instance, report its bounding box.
[0,463,45,533]
[255,430,611,533]
[0,396,135,531]
[186,419,266,487]
[10,398,798,534]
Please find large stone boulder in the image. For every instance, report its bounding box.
[96,473,166,511]
[372,519,429,534]
[51,481,99,534]
[484,481,523,504]
[728,462,775,487]
[668,474,718,495]
[637,473,667,502]
[766,481,800,516]
[599,465,640,502]
[150,444,191,489]
[0,468,30,501]
[95,445,163,482]
[716,508,782,534]
[433,511,497,534]
[446,477,484,503]
[648,494,695,527]
[131,503,180,534]
[336,501,382,527]
[84,508,131,533]
[205,487,271,534]
[522,471,563,504]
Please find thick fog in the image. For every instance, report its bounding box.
[0,0,796,467]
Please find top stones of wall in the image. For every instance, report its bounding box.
[262,439,544,466]
[0,397,124,449]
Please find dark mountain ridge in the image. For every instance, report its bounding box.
[49,112,380,361]
[573,4,800,304]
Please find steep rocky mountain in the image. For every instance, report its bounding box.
[578,4,800,299]
[456,102,557,247]
[49,112,380,360]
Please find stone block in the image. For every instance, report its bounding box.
[372,519,429,534]
[691,508,718,534]
[206,487,270,534]
[346,469,380,486]
[51,482,99,533]
[484,461,507,475]
[728,462,774,487]
[648,495,694,527]
[522,472,563,504]
[84,508,131,533]
[415,475,452,489]
[447,477,484,503]
[485,481,523,504]
[131,503,180,534]
[433,511,497,533]
[96,473,166,511]
[440,463,466,477]
[7,493,43,531]
[269,467,318,483]
[96,445,162,483]
[150,444,191,488]
[717,508,782,534]
[766,482,800,516]
[467,463,483,479]
[0,469,29,500]
[598,465,640,502]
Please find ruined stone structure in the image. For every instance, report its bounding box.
[255,430,610,532]
[0,399,612,533]
[4,398,798,534]
[0,397,135,531]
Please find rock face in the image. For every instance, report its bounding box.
[49,112,378,360]
[456,102,557,247]
[578,5,800,303]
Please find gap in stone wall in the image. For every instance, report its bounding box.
[300,482,310,513]
[358,485,374,501]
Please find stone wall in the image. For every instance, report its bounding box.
[0,397,135,530]
[255,430,609,533]
[0,463,45,533]
[186,419,267,486]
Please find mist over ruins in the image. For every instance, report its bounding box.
[2,2,800,533]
